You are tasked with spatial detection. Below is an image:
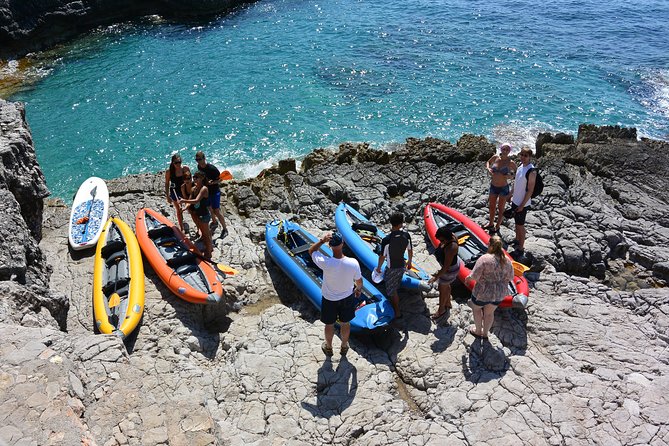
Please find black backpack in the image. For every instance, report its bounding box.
[525,167,544,198]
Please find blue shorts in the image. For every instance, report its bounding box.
[208,190,221,210]
[320,294,356,325]
[489,183,510,197]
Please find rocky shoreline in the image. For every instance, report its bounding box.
[0,0,254,59]
[1,97,669,444]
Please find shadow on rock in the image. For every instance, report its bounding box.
[144,269,221,360]
[263,249,320,326]
[301,356,358,419]
[492,308,528,355]
[461,338,509,383]
[68,244,96,261]
[430,322,457,353]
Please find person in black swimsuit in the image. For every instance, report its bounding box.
[427,226,461,320]
[165,153,186,232]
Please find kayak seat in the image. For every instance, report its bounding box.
[352,222,377,234]
[155,236,179,247]
[167,251,197,268]
[148,225,174,240]
[105,251,127,266]
[105,257,130,285]
[291,244,311,255]
[446,222,466,233]
[175,263,199,275]
[103,278,130,296]
[101,239,126,259]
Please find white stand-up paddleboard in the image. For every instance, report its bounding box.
[68,177,109,250]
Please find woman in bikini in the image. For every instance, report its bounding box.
[427,226,461,320]
[165,153,186,232]
[464,235,514,339]
[484,143,515,233]
[178,172,213,259]
[179,167,198,234]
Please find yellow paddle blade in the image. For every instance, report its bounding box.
[512,261,529,276]
[109,293,121,308]
[457,235,470,245]
[217,264,239,275]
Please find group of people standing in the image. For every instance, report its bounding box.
[164,151,228,259]
[485,144,537,256]
[309,143,535,356]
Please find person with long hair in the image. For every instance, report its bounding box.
[484,143,515,233]
[427,226,461,320]
[179,167,198,233]
[165,153,186,232]
[464,235,514,338]
[178,171,213,259]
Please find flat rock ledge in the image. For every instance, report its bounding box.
[1,97,668,445]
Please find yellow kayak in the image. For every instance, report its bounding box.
[93,217,145,339]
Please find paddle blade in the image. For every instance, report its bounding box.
[109,293,121,308]
[457,235,470,245]
[512,261,529,276]
[219,170,233,181]
[217,263,239,275]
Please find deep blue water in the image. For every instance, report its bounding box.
[7,0,669,199]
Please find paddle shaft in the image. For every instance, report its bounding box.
[81,185,98,237]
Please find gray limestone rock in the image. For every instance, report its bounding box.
[2,97,669,445]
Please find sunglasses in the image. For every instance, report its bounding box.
[174,160,182,164]
[519,153,529,158]
[195,157,204,161]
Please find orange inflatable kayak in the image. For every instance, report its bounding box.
[135,208,223,304]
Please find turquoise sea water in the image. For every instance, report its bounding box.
[7,0,669,199]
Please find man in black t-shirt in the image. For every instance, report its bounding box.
[375,213,412,319]
[195,151,228,237]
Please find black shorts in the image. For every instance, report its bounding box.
[510,203,530,225]
[320,294,356,325]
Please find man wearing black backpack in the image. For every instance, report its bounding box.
[509,147,537,258]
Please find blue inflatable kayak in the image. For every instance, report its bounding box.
[334,202,431,291]
[265,219,395,331]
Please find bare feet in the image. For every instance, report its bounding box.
[468,325,487,338]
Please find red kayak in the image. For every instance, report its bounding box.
[424,203,529,308]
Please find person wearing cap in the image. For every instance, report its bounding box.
[508,147,537,256]
[309,232,363,357]
[195,151,228,237]
[374,212,412,319]
[484,143,516,233]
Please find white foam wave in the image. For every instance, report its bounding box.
[490,121,560,154]
[637,68,669,119]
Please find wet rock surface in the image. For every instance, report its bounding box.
[1,97,668,445]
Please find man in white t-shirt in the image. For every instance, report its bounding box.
[509,147,537,257]
[309,232,362,357]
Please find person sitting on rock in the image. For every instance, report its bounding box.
[509,147,537,257]
[484,143,515,233]
[195,151,228,238]
[309,232,362,357]
[427,226,460,320]
[464,235,514,339]
[178,171,213,259]
[374,212,413,319]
